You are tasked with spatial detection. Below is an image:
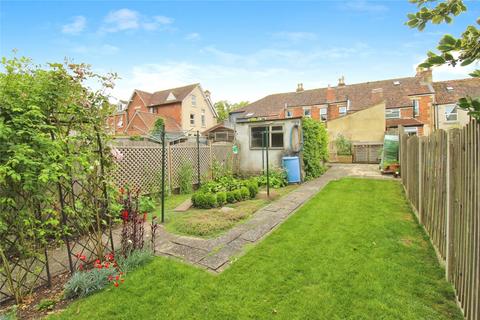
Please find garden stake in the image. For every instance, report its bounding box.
[161,126,166,223]
[264,129,270,198]
[197,130,201,187]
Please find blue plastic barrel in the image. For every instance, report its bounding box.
[282,156,301,183]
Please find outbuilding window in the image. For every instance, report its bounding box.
[445,105,458,121]
[385,109,400,119]
[250,125,284,149]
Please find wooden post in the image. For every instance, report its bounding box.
[418,137,423,224]
[446,129,452,281]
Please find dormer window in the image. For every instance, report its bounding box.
[393,81,400,86]
[446,86,454,92]
[286,110,293,118]
[191,94,197,107]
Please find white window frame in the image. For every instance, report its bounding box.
[404,126,418,136]
[191,94,197,107]
[286,110,293,118]
[250,125,284,149]
[385,109,400,119]
[201,109,206,127]
[117,119,123,128]
[444,105,458,122]
[303,107,311,118]
[190,114,195,126]
[413,99,419,117]
[320,108,327,121]
[339,106,347,116]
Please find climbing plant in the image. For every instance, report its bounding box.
[301,118,328,180]
[0,54,117,303]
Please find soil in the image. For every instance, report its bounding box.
[0,273,73,320]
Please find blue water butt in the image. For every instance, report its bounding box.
[282,156,301,183]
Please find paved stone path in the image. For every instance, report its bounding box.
[154,163,393,273]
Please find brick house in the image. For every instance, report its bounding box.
[108,83,218,138]
[232,69,479,137]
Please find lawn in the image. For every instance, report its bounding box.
[51,178,462,319]
[152,185,298,238]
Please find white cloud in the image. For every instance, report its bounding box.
[62,16,86,34]
[271,31,317,42]
[341,0,388,13]
[185,32,201,41]
[100,9,173,33]
[71,44,119,55]
[412,56,477,80]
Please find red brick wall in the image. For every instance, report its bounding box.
[328,104,339,120]
[155,102,182,125]
[400,107,413,119]
[416,95,432,127]
[127,93,147,122]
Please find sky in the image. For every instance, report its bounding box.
[1,0,479,103]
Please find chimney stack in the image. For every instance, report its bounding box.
[326,84,335,102]
[338,75,345,86]
[296,83,304,92]
[415,66,432,83]
[204,90,211,99]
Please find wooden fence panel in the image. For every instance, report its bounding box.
[399,121,479,320]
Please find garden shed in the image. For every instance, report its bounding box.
[234,117,303,173]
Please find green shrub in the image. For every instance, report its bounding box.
[36,299,56,311]
[64,266,117,299]
[178,160,193,194]
[240,187,250,200]
[233,189,242,202]
[257,168,288,188]
[302,117,328,180]
[216,191,227,206]
[205,193,217,208]
[139,196,156,213]
[335,134,352,156]
[116,249,153,273]
[246,180,259,198]
[193,193,208,208]
[226,191,236,203]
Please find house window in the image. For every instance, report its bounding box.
[339,106,347,116]
[250,125,284,149]
[404,127,418,136]
[303,107,311,118]
[148,107,157,114]
[117,119,123,128]
[413,100,419,117]
[190,114,195,126]
[286,110,293,118]
[320,108,327,121]
[445,105,458,122]
[191,94,196,107]
[385,109,400,119]
[201,109,206,127]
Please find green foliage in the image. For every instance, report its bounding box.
[335,135,352,156]
[139,196,156,213]
[232,189,242,202]
[256,168,288,188]
[0,55,117,303]
[226,191,236,203]
[0,306,17,320]
[116,249,153,273]
[406,0,480,119]
[214,100,249,122]
[216,191,227,206]
[178,160,193,194]
[192,193,208,208]
[240,187,250,200]
[302,118,328,180]
[205,193,217,208]
[150,118,165,139]
[129,135,143,141]
[64,267,118,299]
[246,180,259,198]
[36,299,56,311]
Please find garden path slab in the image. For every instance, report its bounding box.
[173,199,192,212]
[153,164,393,273]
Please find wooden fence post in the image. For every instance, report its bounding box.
[446,129,452,281]
[418,137,423,224]
[167,144,172,191]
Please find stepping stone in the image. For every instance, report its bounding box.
[158,242,208,263]
[219,206,234,212]
[174,199,192,212]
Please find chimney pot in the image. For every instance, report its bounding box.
[296,83,304,92]
[204,90,211,99]
[338,76,345,86]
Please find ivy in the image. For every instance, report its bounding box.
[301,118,328,180]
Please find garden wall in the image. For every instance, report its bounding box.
[399,121,479,320]
[111,142,240,194]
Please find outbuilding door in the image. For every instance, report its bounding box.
[353,143,382,163]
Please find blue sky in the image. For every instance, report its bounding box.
[1,1,479,102]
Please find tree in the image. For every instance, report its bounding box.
[406,0,480,119]
[214,100,249,122]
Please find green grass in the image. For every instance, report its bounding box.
[158,186,297,238]
[51,178,462,320]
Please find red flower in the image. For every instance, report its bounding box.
[108,275,113,281]
[78,264,84,271]
[119,187,125,194]
[121,210,129,220]
[80,255,86,261]
[121,279,125,283]
[95,259,101,264]
[115,275,120,281]
[104,262,110,268]
[114,282,119,287]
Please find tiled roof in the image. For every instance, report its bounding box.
[235,75,436,118]
[126,111,183,134]
[134,84,198,107]
[386,118,423,128]
[433,78,480,105]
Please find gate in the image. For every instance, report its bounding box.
[353,143,382,163]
